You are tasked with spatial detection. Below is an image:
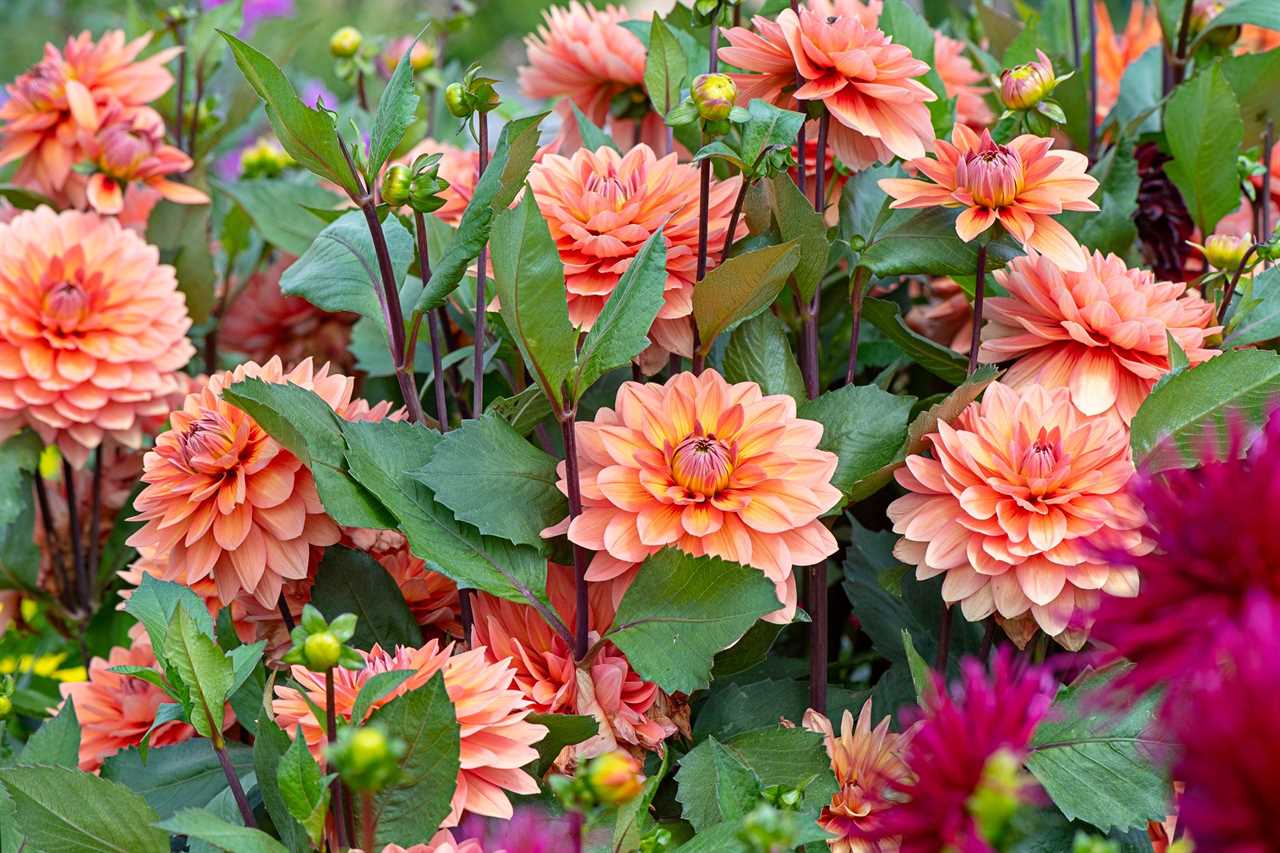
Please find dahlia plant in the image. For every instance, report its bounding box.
[1,1,1279,851]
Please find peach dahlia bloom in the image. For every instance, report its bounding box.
[880,125,1099,272]
[77,105,208,215]
[528,145,743,362]
[0,30,179,198]
[0,208,194,468]
[471,563,673,760]
[933,33,993,128]
[543,370,842,623]
[803,701,918,853]
[272,641,547,827]
[979,251,1221,424]
[720,6,936,170]
[394,139,478,227]
[1095,2,1162,121]
[374,542,463,638]
[887,382,1149,648]
[127,357,397,609]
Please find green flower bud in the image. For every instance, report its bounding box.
[382,164,413,206]
[38,444,62,481]
[330,26,363,59]
[409,172,450,214]
[328,725,405,792]
[737,802,796,852]
[304,631,343,671]
[692,73,737,123]
[0,695,11,720]
[1189,231,1255,272]
[445,82,470,118]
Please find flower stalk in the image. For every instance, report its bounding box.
[413,211,450,432]
[473,112,491,415]
[968,242,988,376]
[61,458,88,616]
[560,410,592,660]
[845,265,869,385]
[214,736,257,828]
[327,667,352,850]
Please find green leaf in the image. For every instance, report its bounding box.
[799,383,915,510]
[608,549,781,694]
[490,192,578,408]
[693,678,867,743]
[252,720,310,853]
[1130,348,1280,469]
[526,713,599,775]
[1105,47,1163,136]
[1164,64,1244,234]
[415,112,548,313]
[279,209,413,328]
[1193,0,1280,49]
[1225,267,1280,347]
[146,200,216,324]
[223,379,393,528]
[861,207,1022,278]
[368,31,424,176]
[0,765,169,853]
[276,730,330,847]
[693,241,800,356]
[1062,141,1140,256]
[0,431,41,590]
[415,412,565,549]
[212,179,336,256]
[165,606,233,739]
[219,31,361,198]
[1026,664,1172,832]
[156,809,289,853]
[645,14,687,116]
[366,673,461,847]
[20,697,80,768]
[682,738,762,831]
[0,184,56,210]
[1223,47,1280,145]
[310,546,421,651]
[739,100,806,172]
[862,297,969,384]
[571,103,620,152]
[573,229,669,397]
[722,311,806,402]
[771,174,829,302]
[340,419,555,611]
[901,629,932,701]
[102,741,255,821]
[487,385,556,436]
[123,574,216,663]
[351,671,417,725]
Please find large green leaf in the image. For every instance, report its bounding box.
[212,179,335,255]
[1193,0,1280,49]
[279,209,414,328]
[722,311,806,402]
[1130,349,1280,469]
[738,100,806,171]
[156,809,289,853]
[219,31,361,198]
[771,174,830,302]
[415,412,565,549]
[1225,266,1280,347]
[414,112,548,313]
[490,192,578,408]
[367,31,423,176]
[0,765,169,853]
[123,574,216,664]
[276,728,330,847]
[573,229,668,397]
[310,546,421,650]
[861,207,1021,278]
[147,200,217,324]
[1223,47,1280,145]
[0,431,41,590]
[102,741,255,821]
[693,241,800,356]
[861,297,969,384]
[252,720,310,853]
[20,697,80,768]
[1163,64,1244,235]
[607,549,780,694]
[165,606,233,739]
[366,673,461,846]
[645,14,687,116]
[799,383,915,510]
[1026,665,1172,832]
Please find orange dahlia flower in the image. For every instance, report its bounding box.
[394,139,478,227]
[528,145,743,362]
[77,105,208,215]
[1095,2,1162,122]
[471,563,673,759]
[59,625,203,771]
[0,31,179,198]
[979,251,1221,423]
[880,125,1099,272]
[272,641,547,827]
[127,357,398,609]
[906,277,973,353]
[934,33,993,128]
[803,701,918,852]
[887,382,1149,648]
[0,208,194,468]
[543,370,841,623]
[720,5,936,170]
[374,542,463,638]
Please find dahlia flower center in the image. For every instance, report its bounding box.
[670,434,734,495]
[44,281,89,332]
[1020,428,1066,482]
[100,127,152,174]
[958,146,1024,209]
[582,172,639,214]
[181,412,243,469]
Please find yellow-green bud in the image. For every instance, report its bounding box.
[1000,50,1058,111]
[330,26,363,59]
[329,725,404,792]
[38,444,62,481]
[444,82,470,118]
[1190,231,1254,272]
[586,750,644,806]
[967,748,1023,844]
[691,73,737,123]
[304,631,343,671]
[349,727,391,768]
[382,164,413,207]
[0,696,11,719]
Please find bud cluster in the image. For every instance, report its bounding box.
[240,136,296,180]
[445,64,501,120]
[281,604,364,672]
[381,152,451,215]
[549,750,646,812]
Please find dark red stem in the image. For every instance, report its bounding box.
[560,412,591,660]
[968,244,988,376]
[215,740,257,827]
[85,445,103,607]
[32,471,70,609]
[936,605,953,671]
[845,266,869,385]
[1219,244,1262,324]
[61,458,87,617]
[473,112,491,415]
[327,669,350,849]
[414,212,451,433]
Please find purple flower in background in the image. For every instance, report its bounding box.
[301,80,337,111]
[203,0,293,34]
[457,807,568,853]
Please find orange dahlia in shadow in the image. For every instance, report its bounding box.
[0,30,179,199]
[528,145,743,364]
[272,641,547,827]
[0,207,194,468]
[803,701,918,852]
[979,251,1221,424]
[471,563,674,760]
[880,126,1099,272]
[374,541,463,638]
[720,4,936,170]
[887,382,1149,649]
[543,370,841,623]
[127,357,398,609]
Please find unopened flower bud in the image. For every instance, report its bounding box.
[329,725,405,792]
[330,26,363,59]
[1190,232,1254,271]
[444,82,470,118]
[385,37,435,75]
[304,631,342,671]
[38,444,62,481]
[382,164,413,206]
[737,802,797,851]
[409,172,450,214]
[1000,50,1059,111]
[0,696,11,719]
[967,748,1024,844]
[586,750,644,805]
[692,73,737,123]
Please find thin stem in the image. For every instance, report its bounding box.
[1086,0,1099,163]
[459,589,474,644]
[979,618,995,659]
[361,791,375,853]
[172,20,187,152]
[1067,0,1081,68]
[473,112,491,415]
[356,70,370,112]
[85,446,103,607]
[1171,0,1195,87]
[968,244,988,376]
[813,110,829,213]
[807,561,828,711]
[799,110,830,401]
[32,471,70,608]
[277,594,296,633]
[62,459,87,617]
[327,669,350,849]
[790,0,806,197]
[845,266,869,385]
[188,62,206,159]
[935,605,953,671]
[560,412,591,660]
[215,740,257,827]
[359,201,425,424]
[694,154,712,377]
[1262,121,1275,244]
[414,212,451,433]
[1219,244,1261,323]
[721,179,749,264]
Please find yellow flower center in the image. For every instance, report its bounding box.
[958,144,1024,209]
[670,434,734,496]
